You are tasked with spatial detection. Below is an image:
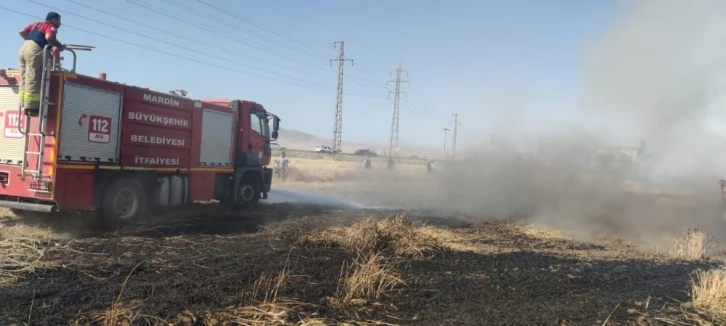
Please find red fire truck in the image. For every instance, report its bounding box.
[0,45,280,228]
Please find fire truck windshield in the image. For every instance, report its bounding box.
[250,111,269,138]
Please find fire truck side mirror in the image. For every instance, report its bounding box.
[271,130,279,141]
[273,116,280,131]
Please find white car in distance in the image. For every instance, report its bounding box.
[314,145,335,153]
[270,142,285,151]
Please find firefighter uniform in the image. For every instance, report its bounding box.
[18,20,59,115]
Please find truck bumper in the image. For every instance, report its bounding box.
[0,200,56,212]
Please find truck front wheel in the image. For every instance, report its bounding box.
[238,174,261,207]
[101,177,148,229]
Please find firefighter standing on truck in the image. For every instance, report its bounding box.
[18,12,65,117]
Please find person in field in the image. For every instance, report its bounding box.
[18,12,65,117]
[363,156,372,169]
[275,151,290,180]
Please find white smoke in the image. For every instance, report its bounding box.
[582,0,726,188]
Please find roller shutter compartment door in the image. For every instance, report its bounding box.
[59,83,122,163]
[0,86,24,165]
[199,109,234,167]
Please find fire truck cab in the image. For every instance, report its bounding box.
[0,45,280,228]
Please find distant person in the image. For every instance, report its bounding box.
[18,12,65,117]
[387,157,395,170]
[363,156,372,169]
[275,151,290,180]
[426,159,435,173]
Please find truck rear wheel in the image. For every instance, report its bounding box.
[101,177,147,229]
[238,174,261,207]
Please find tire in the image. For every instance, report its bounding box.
[101,177,147,229]
[237,173,261,207]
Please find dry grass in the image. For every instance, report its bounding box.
[284,158,363,183]
[0,208,14,219]
[298,215,457,259]
[669,228,715,260]
[0,225,53,286]
[690,266,726,322]
[274,149,432,165]
[250,253,293,303]
[519,223,568,240]
[219,299,317,326]
[286,165,359,183]
[221,253,310,325]
[215,254,338,326]
[213,252,402,326]
[279,158,426,184]
[331,251,405,307]
[71,255,330,326]
[71,261,149,326]
[71,300,168,326]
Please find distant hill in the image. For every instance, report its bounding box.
[274,128,440,158]
[277,128,321,144]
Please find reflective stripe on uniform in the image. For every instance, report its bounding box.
[25,93,41,101]
[18,40,44,109]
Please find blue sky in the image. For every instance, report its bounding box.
[0,0,623,149]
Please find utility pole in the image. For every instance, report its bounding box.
[387,62,408,157]
[330,41,353,154]
[451,113,460,158]
[442,127,450,159]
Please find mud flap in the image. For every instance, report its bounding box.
[262,167,272,199]
[219,175,235,210]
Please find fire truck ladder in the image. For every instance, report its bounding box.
[17,44,94,183]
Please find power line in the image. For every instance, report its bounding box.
[127,0,387,92]
[406,86,448,121]
[199,0,427,112]
[330,41,354,154]
[271,1,393,64]
[344,71,386,89]
[402,99,441,123]
[1,6,347,94]
[356,62,448,126]
[387,62,408,156]
[268,0,449,135]
[190,0,440,127]
[195,0,332,62]
[149,0,329,72]
[62,0,328,80]
[351,65,388,89]
[5,3,399,122]
[27,0,339,90]
[167,0,327,67]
